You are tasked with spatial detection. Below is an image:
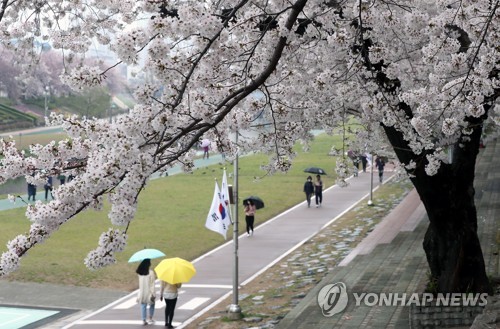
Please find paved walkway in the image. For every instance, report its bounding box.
[0,161,389,328]
[56,165,388,328]
[0,152,228,328]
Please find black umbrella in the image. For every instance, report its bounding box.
[304,167,327,175]
[243,196,265,209]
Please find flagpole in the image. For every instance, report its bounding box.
[224,168,234,224]
[228,131,242,319]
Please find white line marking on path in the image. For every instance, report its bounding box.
[67,170,389,329]
[76,320,180,326]
[177,173,388,329]
[178,297,210,310]
[182,284,232,289]
[113,298,137,310]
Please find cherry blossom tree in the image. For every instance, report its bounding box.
[0,51,22,100]
[0,0,498,294]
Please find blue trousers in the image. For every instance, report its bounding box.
[140,302,155,321]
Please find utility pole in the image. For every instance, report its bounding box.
[228,132,242,320]
[44,86,49,120]
[368,152,374,206]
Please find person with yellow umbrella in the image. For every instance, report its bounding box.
[159,281,181,328]
[155,257,196,328]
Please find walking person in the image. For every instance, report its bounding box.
[201,140,210,159]
[160,280,182,328]
[58,174,66,185]
[314,174,323,207]
[136,259,156,325]
[44,176,54,201]
[352,156,360,176]
[244,199,256,236]
[359,154,368,172]
[303,176,314,208]
[203,145,209,159]
[348,150,360,177]
[376,156,386,183]
[27,182,37,201]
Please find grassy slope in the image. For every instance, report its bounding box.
[0,134,343,291]
[9,132,67,151]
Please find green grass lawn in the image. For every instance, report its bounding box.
[0,133,348,291]
[5,132,68,151]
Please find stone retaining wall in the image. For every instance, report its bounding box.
[471,293,500,328]
[409,303,485,328]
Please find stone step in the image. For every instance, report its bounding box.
[475,138,500,277]
[335,223,428,328]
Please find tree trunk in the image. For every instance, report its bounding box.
[415,169,491,294]
[382,120,492,294]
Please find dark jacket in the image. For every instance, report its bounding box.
[376,158,385,171]
[303,181,314,195]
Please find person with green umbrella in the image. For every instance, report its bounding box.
[136,259,156,325]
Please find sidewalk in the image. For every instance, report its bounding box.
[277,138,500,328]
[1,146,380,328]
[56,164,388,329]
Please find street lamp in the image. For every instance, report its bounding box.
[44,86,49,120]
[227,131,242,320]
[109,102,116,123]
[368,152,374,206]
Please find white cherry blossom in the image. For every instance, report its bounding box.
[0,0,498,277]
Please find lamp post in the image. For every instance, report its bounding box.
[367,152,374,206]
[108,103,116,123]
[228,131,242,320]
[44,86,49,119]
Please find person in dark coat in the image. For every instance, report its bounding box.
[359,154,368,172]
[303,176,315,208]
[314,175,323,207]
[375,156,386,183]
[27,183,37,201]
[44,176,54,201]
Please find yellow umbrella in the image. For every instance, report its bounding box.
[154,257,196,284]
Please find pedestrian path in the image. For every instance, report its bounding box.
[0,152,227,329]
[37,165,388,328]
[277,138,500,329]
